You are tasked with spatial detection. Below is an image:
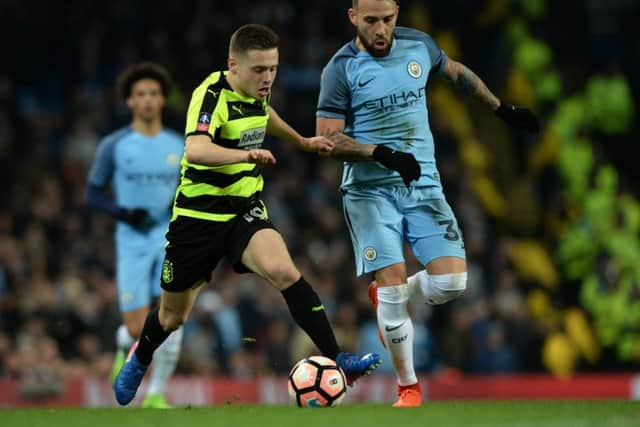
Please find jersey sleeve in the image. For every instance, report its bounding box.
[185,83,225,140]
[420,33,447,74]
[87,136,116,187]
[316,58,350,119]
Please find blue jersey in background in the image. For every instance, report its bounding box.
[88,126,184,246]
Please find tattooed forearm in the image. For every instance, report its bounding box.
[444,59,500,110]
[325,131,375,161]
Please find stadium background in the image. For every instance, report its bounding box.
[0,0,639,405]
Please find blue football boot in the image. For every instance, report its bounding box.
[336,352,381,386]
[113,343,149,405]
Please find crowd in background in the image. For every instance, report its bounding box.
[1,0,639,393]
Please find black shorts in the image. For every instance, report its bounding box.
[160,199,276,292]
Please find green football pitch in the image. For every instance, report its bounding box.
[1,401,638,427]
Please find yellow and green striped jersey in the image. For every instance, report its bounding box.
[174,71,270,222]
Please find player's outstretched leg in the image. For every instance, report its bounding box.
[113,341,149,405]
[280,277,381,386]
[336,352,381,386]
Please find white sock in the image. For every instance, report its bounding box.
[116,324,135,351]
[148,327,182,395]
[376,284,417,386]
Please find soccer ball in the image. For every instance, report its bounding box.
[287,356,347,407]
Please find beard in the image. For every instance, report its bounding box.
[357,29,392,57]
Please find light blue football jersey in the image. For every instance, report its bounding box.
[317,27,447,190]
[88,126,184,246]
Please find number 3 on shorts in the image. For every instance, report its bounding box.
[438,219,460,241]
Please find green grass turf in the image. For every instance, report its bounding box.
[1,401,639,427]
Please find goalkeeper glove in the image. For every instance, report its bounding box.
[117,208,154,231]
[372,145,421,187]
[495,101,540,133]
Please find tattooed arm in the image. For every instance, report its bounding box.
[315,116,421,186]
[315,117,375,161]
[440,58,540,132]
[440,58,501,111]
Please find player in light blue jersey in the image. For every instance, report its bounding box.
[316,0,539,407]
[86,62,184,408]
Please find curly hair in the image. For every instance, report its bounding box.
[116,62,172,101]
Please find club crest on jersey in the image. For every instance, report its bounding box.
[238,126,266,150]
[197,111,211,131]
[407,61,422,79]
[166,153,180,166]
[363,247,377,261]
[162,260,174,284]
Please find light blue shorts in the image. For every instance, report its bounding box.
[116,241,165,312]
[342,186,466,276]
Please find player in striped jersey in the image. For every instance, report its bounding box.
[113,24,380,406]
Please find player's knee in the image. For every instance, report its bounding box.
[124,323,143,339]
[263,262,299,289]
[425,272,467,305]
[162,316,184,332]
[159,309,187,332]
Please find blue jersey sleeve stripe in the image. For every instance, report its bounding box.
[87,126,132,187]
[395,26,447,73]
[318,107,347,115]
[317,44,354,117]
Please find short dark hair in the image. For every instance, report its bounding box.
[117,62,172,101]
[229,24,279,55]
[353,0,399,8]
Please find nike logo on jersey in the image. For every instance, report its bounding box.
[207,89,219,98]
[311,304,325,312]
[358,77,375,87]
[385,321,406,332]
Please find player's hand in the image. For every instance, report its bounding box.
[303,136,334,156]
[372,145,421,187]
[118,208,154,231]
[247,149,276,165]
[495,101,540,133]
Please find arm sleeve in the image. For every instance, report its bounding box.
[85,137,121,217]
[85,184,121,218]
[316,58,350,119]
[421,33,447,74]
[87,136,115,187]
[185,84,225,141]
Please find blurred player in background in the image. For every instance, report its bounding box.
[316,0,539,407]
[113,24,380,406]
[86,62,184,408]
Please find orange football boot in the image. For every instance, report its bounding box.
[393,382,422,407]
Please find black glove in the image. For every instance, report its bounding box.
[117,208,154,231]
[372,145,421,187]
[495,101,540,133]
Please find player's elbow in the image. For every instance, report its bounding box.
[184,139,203,164]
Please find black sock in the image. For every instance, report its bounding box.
[134,307,171,365]
[281,277,340,360]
